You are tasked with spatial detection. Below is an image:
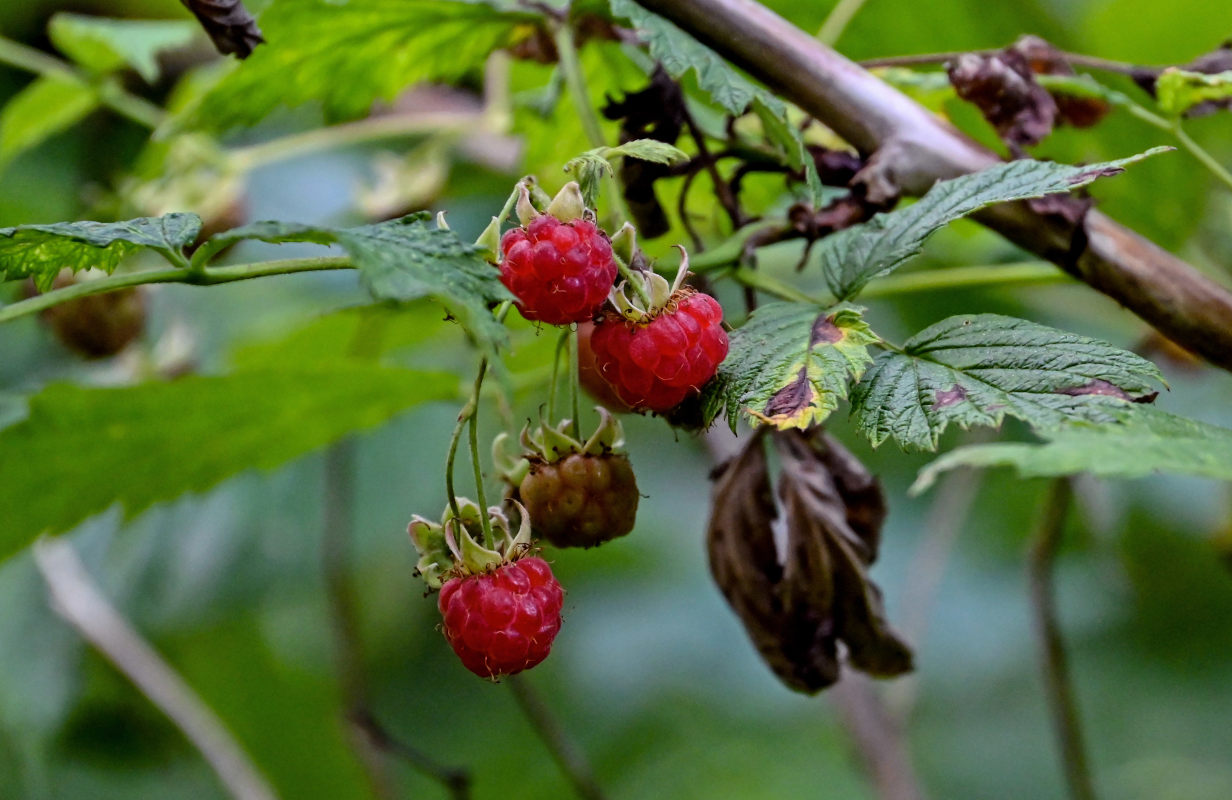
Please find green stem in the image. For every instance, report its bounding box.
[0,256,352,325]
[1036,74,1232,193]
[568,327,581,432]
[860,261,1070,297]
[552,19,633,227]
[816,0,869,46]
[228,112,480,171]
[730,266,830,305]
[0,35,164,129]
[548,328,570,422]
[444,401,471,523]
[613,252,653,308]
[467,363,494,547]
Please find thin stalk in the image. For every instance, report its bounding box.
[859,50,1148,76]
[228,111,481,171]
[507,676,607,800]
[0,256,353,325]
[612,253,653,307]
[467,364,494,546]
[0,35,164,129]
[568,327,581,431]
[859,261,1069,297]
[552,20,633,227]
[548,327,570,422]
[1027,479,1097,800]
[730,266,830,305]
[350,710,471,800]
[816,0,870,46]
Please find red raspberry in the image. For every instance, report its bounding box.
[499,215,617,325]
[589,289,729,412]
[438,556,564,679]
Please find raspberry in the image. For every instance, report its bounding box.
[438,557,564,679]
[499,214,617,325]
[521,452,639,548]
[577,320,634,412]
[590,289,729,412]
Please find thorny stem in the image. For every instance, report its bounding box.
[507,675,608,800]
[816,0,870,47]
[0,257,353,325]
[1027,479,1098,800]
[552,17,634,228]
[0,35,165,129]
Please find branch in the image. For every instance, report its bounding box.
[631,0,1232,373]
[831,675,928,800]
[1027,480,1098,800]
[507,675,608,800]
[33,537,277,800]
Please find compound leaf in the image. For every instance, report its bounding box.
[911,407,1232,493]
[704,302,877,431]
[48,13,200,82]
[820,148,1170,299]
[180,0,534,131]
[849,314,1164,451]
[0,214,202,289]
[0,365,456,565]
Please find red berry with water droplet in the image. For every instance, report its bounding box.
[437,556,564,679]
[499,216,617,325]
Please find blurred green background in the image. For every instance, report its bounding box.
[2,1,1231,798]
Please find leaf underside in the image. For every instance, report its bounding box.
[849,313,1164,451]
[911,406,1232,493]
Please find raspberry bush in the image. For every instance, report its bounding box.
[3,2,1232,799]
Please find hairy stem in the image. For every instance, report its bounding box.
[507,675,608,800]
[568,327,581,430]
[549,327,570,422]
[1027,479,1097,800]
[0,257,353,325]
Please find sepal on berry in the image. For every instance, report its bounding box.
[610,222,638,266]
[408,499,533,589]
[610,246,693,323]
[545,181,586,222]
[517,407,626,465]
[475,216,502,260]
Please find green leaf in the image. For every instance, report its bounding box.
[703,302,877,431]
[820,148,1171,299]
[0,365,457,564]
[0,76,99,170]
[609,0,825,206]
[179,0,535,131]
[0,214,201,289]
[205,213,513,352]
[563,139,689,208]
[849,314,1164,451]
[1154,68,1232,116]
[911,406,1232,493]
[48,13,200,83]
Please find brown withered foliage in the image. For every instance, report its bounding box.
[707,427,912,693]
[179,0,264,59]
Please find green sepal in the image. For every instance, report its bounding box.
[545,181,586,222]
[407,515,453,590]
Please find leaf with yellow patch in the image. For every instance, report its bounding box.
[702,302,877,431]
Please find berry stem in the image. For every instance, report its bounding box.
[548,327,570,422]
[552,18,634,228]
[568,327,581,434]
[612,252,653,308]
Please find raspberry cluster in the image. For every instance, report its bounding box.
[499,216,616,325]
[438,557,564,679]
[589,290,729,412]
